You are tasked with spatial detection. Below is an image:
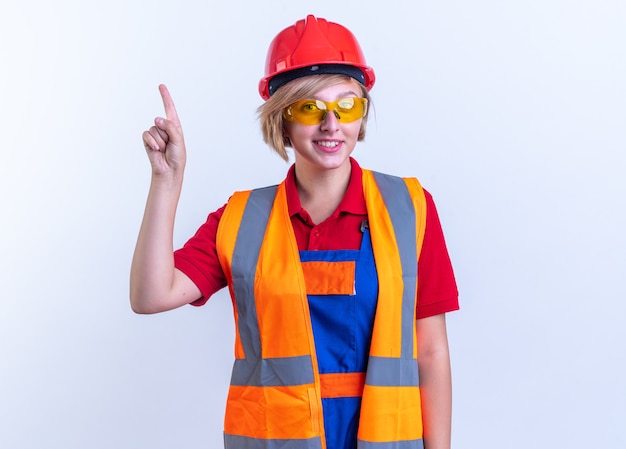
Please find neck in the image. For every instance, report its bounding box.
[294,161,352,224]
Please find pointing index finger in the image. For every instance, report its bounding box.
[158,84,180,124]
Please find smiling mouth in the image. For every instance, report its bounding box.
[315,140,340,148]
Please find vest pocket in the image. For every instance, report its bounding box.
[308,387,320,433]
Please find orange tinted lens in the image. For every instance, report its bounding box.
[284,98,367,125]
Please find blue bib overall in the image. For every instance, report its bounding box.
[300,226,378,449]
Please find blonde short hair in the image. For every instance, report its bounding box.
[257,74,371,161]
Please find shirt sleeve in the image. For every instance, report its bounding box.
[173,204,228,306]
[416,190,459,319]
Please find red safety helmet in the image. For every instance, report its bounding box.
[259,15,376,100]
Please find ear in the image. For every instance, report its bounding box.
[283,125,291,144]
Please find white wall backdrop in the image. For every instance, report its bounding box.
[1,1,624,448]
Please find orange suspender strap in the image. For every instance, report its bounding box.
[319,372,366,398]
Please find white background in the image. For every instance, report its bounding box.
[1,1,625,448]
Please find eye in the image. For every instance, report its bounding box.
[299,100,327,113]
[301,102,318,112]
[337,98,356,110]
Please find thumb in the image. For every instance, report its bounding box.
[154,116,184,146]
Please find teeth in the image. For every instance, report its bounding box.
[316,141,339,148]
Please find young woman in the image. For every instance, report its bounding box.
[131,15,459,449]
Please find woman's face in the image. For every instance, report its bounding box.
[284,79,364,174]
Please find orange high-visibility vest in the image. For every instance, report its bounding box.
[216,169,427,449]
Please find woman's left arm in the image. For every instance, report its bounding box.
[416,313,452,449]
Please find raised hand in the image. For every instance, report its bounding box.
[131,84,202,314]
[142,84,186,177]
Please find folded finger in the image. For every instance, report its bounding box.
[142,131,160,151]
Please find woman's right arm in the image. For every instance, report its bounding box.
[130,84,202,314]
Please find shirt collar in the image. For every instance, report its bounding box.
[285,157,367,218]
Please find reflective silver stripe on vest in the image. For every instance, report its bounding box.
[358,438,424,449]
[230,185,315,388]
[367,172,419,388]
[230,356,314,386]
[364,356,419,387]
[225,434,323,449]
[231,186,277,361]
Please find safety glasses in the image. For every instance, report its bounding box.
[283,97,368,125]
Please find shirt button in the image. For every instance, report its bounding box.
[313,231,320,237]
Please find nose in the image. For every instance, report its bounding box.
[320,109,340,132]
